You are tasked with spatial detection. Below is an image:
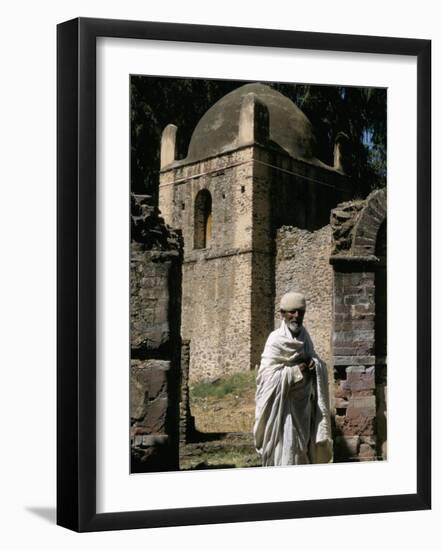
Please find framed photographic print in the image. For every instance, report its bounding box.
[57,17,431,532]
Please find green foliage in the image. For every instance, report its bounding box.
[131,76,387,201]
[272,82,387,194]
[190,370,256,400]
[131,76,241,200]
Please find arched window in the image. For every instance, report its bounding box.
[194,189,212,249]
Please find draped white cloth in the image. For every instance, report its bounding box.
[253,321,333,466]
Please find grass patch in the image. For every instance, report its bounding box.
[189,370,257,433]
[190,370,257,400]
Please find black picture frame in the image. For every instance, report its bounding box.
[57,17,431,532]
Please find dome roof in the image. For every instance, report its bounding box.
[185,83,322,165]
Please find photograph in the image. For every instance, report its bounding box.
[0,0,436,542]
[53,12,431,533]
[129,76,388,473]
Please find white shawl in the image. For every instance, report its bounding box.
[253,321,332,466]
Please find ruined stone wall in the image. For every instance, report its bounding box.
[332,268,379,461]
[179,339,194,443]
[330,188,387,462]
[275,225,333,370]
[130,195,183,472]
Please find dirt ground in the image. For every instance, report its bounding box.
[179,371,260,470]
[179,432,261,470]
[190,391,256,433]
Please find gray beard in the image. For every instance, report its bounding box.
[287,320,302,335]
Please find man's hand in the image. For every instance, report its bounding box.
[297,362,309,373]
[293,352,315,375]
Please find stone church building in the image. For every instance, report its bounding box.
[159,83,353,381]
[130,82,387,469]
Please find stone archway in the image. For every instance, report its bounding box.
[330,188,387,461]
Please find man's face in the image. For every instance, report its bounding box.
[281,308,305,335]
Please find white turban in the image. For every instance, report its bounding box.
[279,291,306,311]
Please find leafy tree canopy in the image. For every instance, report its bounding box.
[131,76,386,202]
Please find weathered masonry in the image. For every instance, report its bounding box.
[130,195,183,472]
[159,83,354,383]
[330,188,387,461]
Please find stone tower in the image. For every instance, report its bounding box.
[159,83,352,382]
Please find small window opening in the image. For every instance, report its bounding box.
[194,189,212,249]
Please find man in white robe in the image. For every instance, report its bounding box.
[254,291,333,466]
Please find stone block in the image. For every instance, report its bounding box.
[144,397,169,432]
[134,434,169,448]
[334,320,374,331]
[347,395,376,418]
[335,381,351,399]
[334,304,349,314]
[356,343,375,355]
[346,366,366,374]
[351,304,375,319]
[359,443,377,460]
[352,389,374,397]
[354,236,376,248]
[347,368,375,391]
[344,295,372,305]
[130,360,170,424]
[146,365,169,396]
[335,414,375,436]
[334,330,370,344]
[334,346,362,356]
[334,313,352,322]
[334,355,376,366]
